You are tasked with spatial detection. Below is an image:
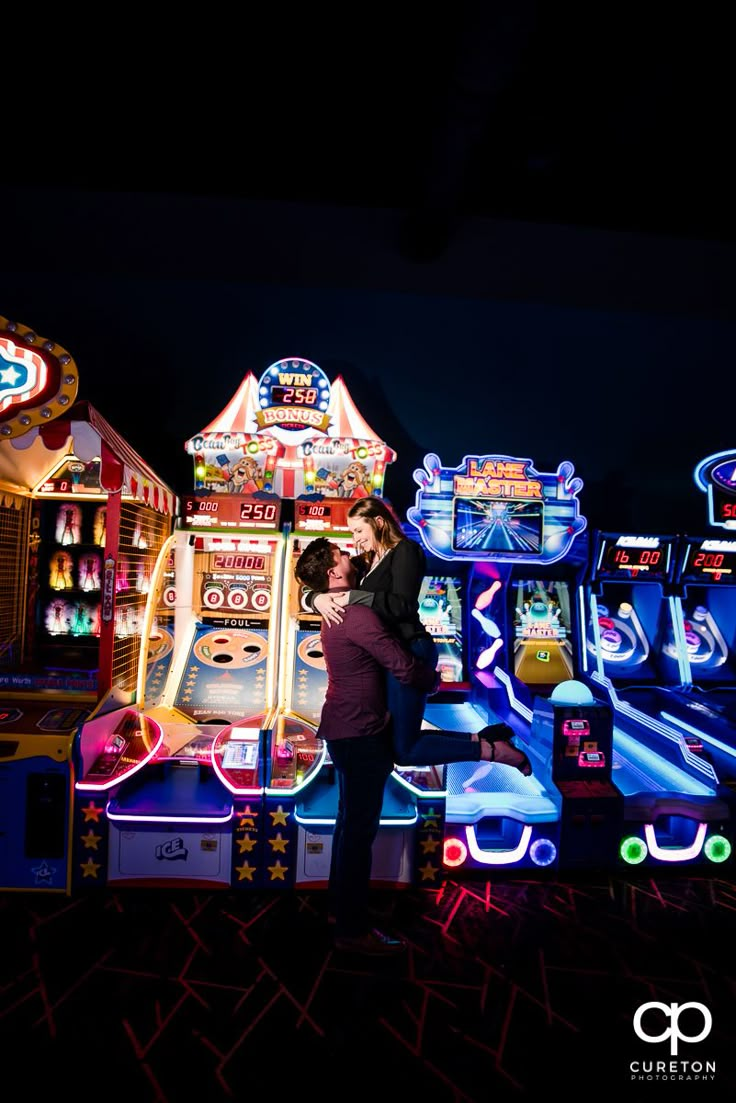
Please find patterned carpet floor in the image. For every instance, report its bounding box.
[2,874,735,1102]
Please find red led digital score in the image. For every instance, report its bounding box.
[183,496,281,529]
[600,542,670,580]
[294,499,353,531]
[212,554,266,571]
[611,547,661,567]
[684,547,736,584]
[694,552,725,568]
[271,385,318,406]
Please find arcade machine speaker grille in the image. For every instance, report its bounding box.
[0,490,30,669]
[112,504,172,694]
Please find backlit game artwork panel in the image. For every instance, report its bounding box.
[418,575,466,685]
[513,578,574,686]
[453,498,543,556]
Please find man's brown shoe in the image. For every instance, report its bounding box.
[333,928,407,956]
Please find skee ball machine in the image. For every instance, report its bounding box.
[644,450,736,854]
[581,530,731,869]
[73,369,288,889]
[0,315,176,893]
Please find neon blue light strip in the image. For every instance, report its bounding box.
[392,770,448,798]
[493,667,533,723]
[588,594,605,679]
[694,450,734,491]
[578,584,589,674]
[660,710,736,761]
[668,596,692,686]
[293,810,418,827]
[612,727,713,795]
[592,671,718,782]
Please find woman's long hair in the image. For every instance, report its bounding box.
[347,497,405,562]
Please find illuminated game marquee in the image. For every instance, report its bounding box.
[185,357,396,500]
[0,315,79,439]
[407,452,586,564]
[694,449,736,530]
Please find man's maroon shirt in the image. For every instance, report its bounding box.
[317,598,437,743]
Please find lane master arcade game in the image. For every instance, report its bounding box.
[407,451,588,875]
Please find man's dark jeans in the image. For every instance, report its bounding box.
[327,730,394,937]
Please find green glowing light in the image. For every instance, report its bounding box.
[704,834,732,863]
[620,836,648,865]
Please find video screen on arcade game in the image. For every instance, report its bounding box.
[512,579,575,687]
[417,575,467,688]
[453,498,544,555]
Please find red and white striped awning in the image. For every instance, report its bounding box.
[0,400,177,515]
[194,373,262,437]
[187,372,392,447]
[325,376,387,444]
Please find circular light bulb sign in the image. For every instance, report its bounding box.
[255,358,332,446]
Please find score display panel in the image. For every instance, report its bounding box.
[594,534,677,582]
[678,537,736,585]
[200,548,274,616]
[212,553,267,572]
[269,384,319,408]
[293,498,354,533]
[182,495,282,530]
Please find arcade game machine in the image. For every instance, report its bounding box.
[407,451,594,874]
[582,529,731,869]
[649,450,736,817]
[264,359,446,892]
[73,369,288,890]
[0,315,176,894]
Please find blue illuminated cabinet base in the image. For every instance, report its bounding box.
[0,701,81,893]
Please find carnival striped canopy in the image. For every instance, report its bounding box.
[188,372,396,457]
[0,400,177,515]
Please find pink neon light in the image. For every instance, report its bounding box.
[476,638,503,669]
[475,580,501,612]
[210,744,262,796]
[75,720,165,791]
[464,823,532,865]
[643,822,707,862]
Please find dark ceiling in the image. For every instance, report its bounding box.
[9,5,734,256]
